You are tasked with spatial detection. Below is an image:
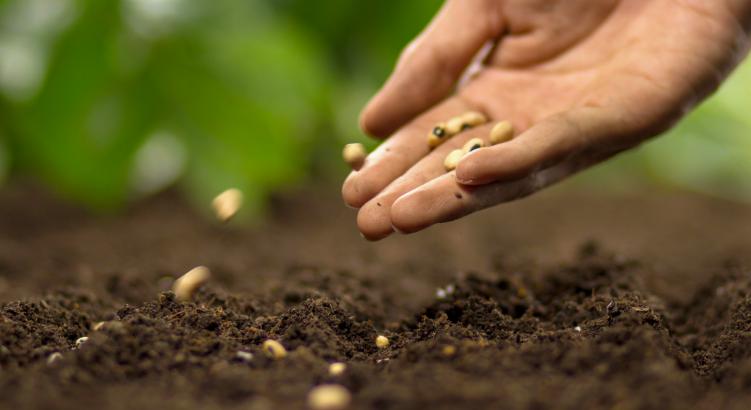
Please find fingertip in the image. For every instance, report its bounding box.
[359,97,392,139]
[356,200,394,241]
[389,192,428,235]
[454,149,493,185]
[342,173,374,209]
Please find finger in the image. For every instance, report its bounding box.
[356,123,496,240]
[342,97,474,209]
[390,163,576,235]
[359,0,504,138]
[455,107,629,185]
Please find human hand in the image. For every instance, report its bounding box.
[342,0,751,240]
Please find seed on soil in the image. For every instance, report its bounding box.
[74,337,88,349]
[462,138,485,153]
[172,266,211,302]
[92,321,106,331]
[307,384,351,410]
[443,149,464,171]
[375,335,389,349]
[441,345,457,357]
[575,326,582,332]
[46,352,63,365]
[489,121,514,145]
[342,143,366,170]
[328,362,347,376]
[211,188,243,222]
[262,339,287,360]
[461,111,488,127]
[235,351,254,362]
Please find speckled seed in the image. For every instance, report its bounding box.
[307,385,351,410]
[443,149,464,172]
[75,337,88,349]
[489,121,514,145]
[375,335,389,349]
[441,345,457,357]
[212,188,243,222]
[172,266,211,302]
[428,123,448,148]
[46,352,63,365]
[462,138,485,153]
[342,143,366,170]
[461,111,488,127]
[445,116,465,135]
[262,339,287,360]
[328,362,347,376]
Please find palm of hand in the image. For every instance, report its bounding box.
[344,0,750,240]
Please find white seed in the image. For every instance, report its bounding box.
[172,266,211,302]
[462,138,485,153]
[46,352,63,365]
[574,326,582,332]
[443,149,464,172]
[489,121,514,145]
[461,111,488,127]
[92,321,106,331]
[307,385,351,410]
[445,116,465,135]
[212,188,243,222]
[328,362,347,376]
[74,337,88,349]
[375,335,389,349]
[342,143,366,170]
[236,351,254,362]
[262,339,287,360]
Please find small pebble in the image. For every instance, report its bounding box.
[172,266,211,302]
[212,188,243,222]
[46,352,63,365]
[489,120,514,145]
[74,337,88,349]
[236,351,254,362]
[307,384,351,410]
[375,335,389,349]
[342,143,366,170]
[328,362,347,376]
[443,149,464,172]
[262,339,287,360]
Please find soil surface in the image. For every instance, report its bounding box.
[1,182,751,409]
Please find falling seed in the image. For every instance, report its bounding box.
[46,352,63,365]
[462,138,485,153]
[307,384,351,410]
[375,335,389,349]
[443,149,464,172]
[212,188,243,222]
[441,345,457,357]
[342,143,366,170]
[92,321,106,331]
[262,339,287,360]
[328,362,347,376]
[236,351,254,362]
[436,288,447,299]
[461,111,488,127]
[489,121,514,145]
[172,266,211,302]
[574,326,582,332]
[74,337,88,349]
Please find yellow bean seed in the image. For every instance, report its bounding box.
[461,111,488,127]
[462,138,485,153]
[46,352,63,365]
[445,116,465,135]
[262,339,287,360]
[489,121,514,145]
[212,188,243,222]
[328,362,347,376]
[342,143,366,170]
[375,335,389,349]
[307,385,351,410]
[441,345,457,357]
[173,266,211,302]
[443,149,464,172]
[428,122,449,148]
[75,337,89,349]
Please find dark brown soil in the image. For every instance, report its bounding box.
[1,182,751,409]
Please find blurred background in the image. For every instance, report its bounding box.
[0,0,749,219]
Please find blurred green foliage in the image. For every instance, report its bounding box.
[0,0,749,218]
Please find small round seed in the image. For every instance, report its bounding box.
[328,362,347,376]
[445,116,465,135]
[489,121,514,145]
[75,337,88,349]
[462,138,485,153]
[262,339,287,360]
[342,143,366,170]
[443,149,464,172]
[212,188,243,222]
[375,335,389,349]
[308,385,351,410]
[46,352,63,365]
[461,111,488,127]
[172,266,211,302]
